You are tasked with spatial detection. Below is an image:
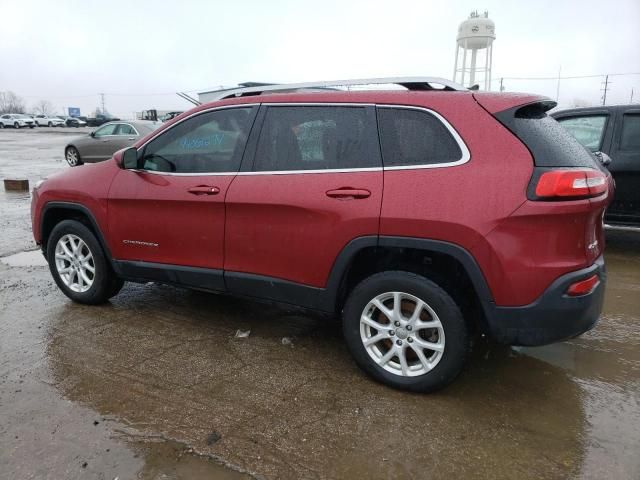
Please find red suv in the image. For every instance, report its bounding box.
[31,78,612,392]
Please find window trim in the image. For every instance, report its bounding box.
[132,102,470,176]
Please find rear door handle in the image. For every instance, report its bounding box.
[187,185,220,195]
[326,188,371,199]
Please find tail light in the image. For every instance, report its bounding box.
[531,168,607,200]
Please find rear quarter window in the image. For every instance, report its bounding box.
[495,104,599,168]
[377,107,463,167]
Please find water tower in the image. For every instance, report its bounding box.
[453,11,496,90]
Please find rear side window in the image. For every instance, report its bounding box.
[620,114,640,151]
[495,103,599,168]
[377,108,462,166]
[115,124,137,135]
[253,106,379,171]
[556,115,607,152]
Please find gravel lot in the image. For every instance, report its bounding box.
[1,129,639,479]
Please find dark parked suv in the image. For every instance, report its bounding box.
[31,78,612,392]
[552,104,640,226]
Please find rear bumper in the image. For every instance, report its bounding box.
[486,256,606,346]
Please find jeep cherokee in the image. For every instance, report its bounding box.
[31,77,613,392]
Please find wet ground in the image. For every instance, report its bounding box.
[1,130,639,479]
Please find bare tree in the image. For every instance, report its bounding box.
[0,91,26,114]
[33,100,56,116]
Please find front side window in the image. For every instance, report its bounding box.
[253,106,379,171]
[377,108,463,167]
[140,107,256,173]
[620,114,640,151]
[557,115,607,152]
[94,124,117,137]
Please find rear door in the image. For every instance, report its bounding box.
[111,123,140,151]
[608,109,640,223]
[108,106,258,287]
[224,104,383,306]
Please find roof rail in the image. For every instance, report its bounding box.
[199,77,466,101]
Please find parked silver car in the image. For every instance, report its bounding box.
[65,120,162,166]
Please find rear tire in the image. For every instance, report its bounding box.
[14,122,20,129]
[342,271,470,392]
[48,121,53,127]
[47,220,124,304]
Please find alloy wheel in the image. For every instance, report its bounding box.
[360,291,445,377]
[54,234,95,293]
[66,148,79,166]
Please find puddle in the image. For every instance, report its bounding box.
[0,249,48,267]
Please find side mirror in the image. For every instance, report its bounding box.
[594,151,612,167]
[122,147,139,169]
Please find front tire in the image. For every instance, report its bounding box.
[48,121,53,127]
[47,220,123,304]
[342,271,469,393]
[65,146,82,166]
[14,122,20,129]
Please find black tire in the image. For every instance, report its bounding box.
[48,121,53,127]
[14,122,20,129]
[0,122,4,129]
[342,271,470,393]
[46,220,124,304]
[65,146,83,166]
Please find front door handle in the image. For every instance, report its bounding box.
[187,185,220,195]
[326,188,371,199]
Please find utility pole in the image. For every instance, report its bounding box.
[100,93,106,114]
[499,77,504,92]
[601,75,610,106]
[631,88,634,103]
[556,65,561,102]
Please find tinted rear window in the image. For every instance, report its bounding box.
[495,104,599,168]
[377,108,462,167]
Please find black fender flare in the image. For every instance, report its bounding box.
[324,235,495,316]
[41,202,113,262]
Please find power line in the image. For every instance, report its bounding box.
[492,71,640,81]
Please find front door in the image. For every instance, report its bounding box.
[224,104,383,305]
[608,109,640,224]
[108,106,258,287]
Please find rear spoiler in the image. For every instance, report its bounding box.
[472,92,556,114]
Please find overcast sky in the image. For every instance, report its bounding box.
[1,0,638,117]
